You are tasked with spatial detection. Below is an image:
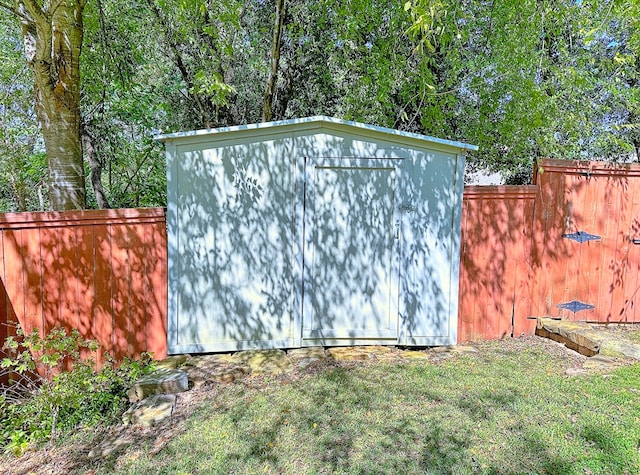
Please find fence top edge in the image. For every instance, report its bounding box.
[0,207,166,229]
[539,159,640,176]
[463,185,538,198]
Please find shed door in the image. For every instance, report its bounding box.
[302,158,401,343]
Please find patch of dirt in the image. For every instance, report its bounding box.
[0,334,626,475]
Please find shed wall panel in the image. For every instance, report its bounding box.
[170,139,296,352]
[167,120,465,352]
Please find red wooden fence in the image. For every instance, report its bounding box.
[2,159,640,362]
[530,159,640,323]
[0,208,167,373]
[458,186,537,342]
[457,158,640,342]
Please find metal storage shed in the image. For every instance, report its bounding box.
[158,116,477,354]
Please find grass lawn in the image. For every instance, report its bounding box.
[102,339,640,475]
[4,337,640,474]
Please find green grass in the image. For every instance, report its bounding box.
[97,341,640,475]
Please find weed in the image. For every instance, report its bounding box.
[1,324,155,455]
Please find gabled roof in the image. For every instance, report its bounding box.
[155,115,478,153]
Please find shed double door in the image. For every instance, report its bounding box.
[301,157,401,344]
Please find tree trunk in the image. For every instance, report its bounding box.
[18,1,87,210]
[262,0,285,122]
[81,128,110,209]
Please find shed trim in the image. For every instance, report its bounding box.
[155,116,478,153]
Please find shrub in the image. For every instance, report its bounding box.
[0,324,155,456]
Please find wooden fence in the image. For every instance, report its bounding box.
[2,158,640,362]
[530,159,640,324]
[458,186,537,342]
[457,159,640,342]
[0,208,167,375]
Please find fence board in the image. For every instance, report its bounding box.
[513,194,535,337]
[23,227,43,334]
[3,230,24,334]
[532,160,640,324]
[93,223,113,364]
[145,220,168,357]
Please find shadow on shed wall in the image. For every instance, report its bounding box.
[168,130,461,351]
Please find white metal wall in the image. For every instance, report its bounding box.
[162,118,471,353]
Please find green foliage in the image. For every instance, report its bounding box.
[2,0,640,209]
[0,324,155,456]
[0,11,47,211]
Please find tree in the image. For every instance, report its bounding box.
[0,11,47,211]
[262,0,285,122]
[405,0,640,181]
[0,0,87,210]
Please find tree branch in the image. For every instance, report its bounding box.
[262,0,286,122]
[48,0,66,16]
[20,0,45,24]
[0,1,30,21]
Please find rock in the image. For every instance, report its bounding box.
[327,347,372,361]
[128,368,189,402]
[182,355,249,387]
[155,354,188,370]
[565,367,589,377]
[294,358,320,370]
[398,350,431,360]
[326,347,370,361]
[122,394,176,427]
[599,339,640,360]
[582,354,622,371]
[537,317,640,360]
[288,347,327,360]
[88,431,132,459]
[227,349,292,375]
[287,347,327,370]
[536,318,601,356]
[430,345,479,355]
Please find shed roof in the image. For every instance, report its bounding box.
[155,115,478,153]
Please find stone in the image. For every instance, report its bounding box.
[374,352,404,363]
[536,318,601,356]
[582,354,622,371]
[182,356,249,387]
[398,350,431,360]
[430,345,479,354]
[287,347,327,370]
[227,349,292,375]
[288,347,327,360]
[155,354,188,370]
[325,347,371,361]
[327,346,398,361]
[537,317,640,360]
[326,347,370,361]
[127,368,189,402]
[122,394,176,427]
[565,367,589,377]
[599,339,640,360]
[88,431,132,459]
